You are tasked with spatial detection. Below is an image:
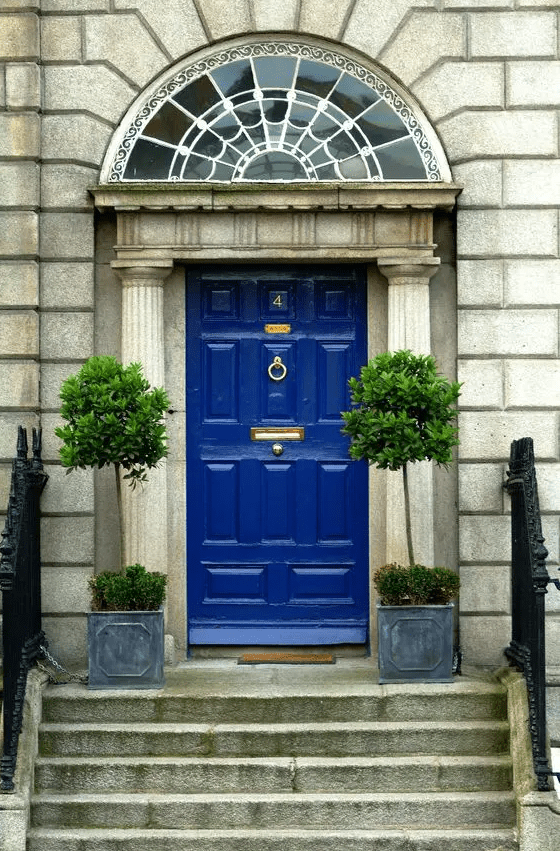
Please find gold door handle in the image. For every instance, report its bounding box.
[267,355,287,382]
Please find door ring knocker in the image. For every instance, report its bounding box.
[268,356,288,382]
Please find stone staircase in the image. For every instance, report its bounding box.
[28,660,519,850]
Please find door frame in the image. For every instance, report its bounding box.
[92,182,461,655]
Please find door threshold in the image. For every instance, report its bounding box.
[188,644,369,660]
[238,650,335,664]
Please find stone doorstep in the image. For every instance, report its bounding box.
[25,827,519,851]
[29,790,516,830]
[40,689,508,724]
[33,669,513,833]
[3,665,524,851]
[12,796,521,847]
[39,659,510,724]
[0,660,528,851]
[33,719,511,763]
[32,753,513,794]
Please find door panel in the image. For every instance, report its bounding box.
[204,343,238,420]
[187,266,368,645]
[204,463,238,541]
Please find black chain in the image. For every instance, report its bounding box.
[38,644,88,685]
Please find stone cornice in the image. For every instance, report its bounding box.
[90,182,462,213]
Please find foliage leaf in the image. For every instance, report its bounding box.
[90,563,167,611]
[341,350,461,472]
[55,355,169,486]
[341,350,461,567]
[374,562,460,606]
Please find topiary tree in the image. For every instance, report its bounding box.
[341,349,461,567]
[55,355,170,569]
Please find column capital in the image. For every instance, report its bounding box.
[378,257,440,285]
[112,260,174,286]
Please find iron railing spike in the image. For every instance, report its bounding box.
[31,427,43,469]
[16,425,28,460]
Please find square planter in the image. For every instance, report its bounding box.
[87,608,165,689]
[377,603,454,684]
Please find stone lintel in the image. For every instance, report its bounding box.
[91,182,462,213]
[112,246,440,265]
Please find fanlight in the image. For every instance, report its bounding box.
[107,43,444,183]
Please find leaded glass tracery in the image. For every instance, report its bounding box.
[108,43,443,183]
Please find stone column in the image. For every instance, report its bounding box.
[377,258,440,567]
[112,260,174,574]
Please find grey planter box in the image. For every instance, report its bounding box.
[87,608,165,689]
[377,603,454,684]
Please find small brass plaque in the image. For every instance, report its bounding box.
[251,427,304,441]
[265,324,291,334]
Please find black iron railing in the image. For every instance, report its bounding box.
[0,427,48,793]
[504,436,560,792]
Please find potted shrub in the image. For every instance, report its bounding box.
[87,563,167,689]
[373,562,460,682]
[341,349,461,683]
[55,355,170,689]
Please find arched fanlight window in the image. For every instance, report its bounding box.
[107,42,444,183]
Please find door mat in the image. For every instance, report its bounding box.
[238,651,335,665]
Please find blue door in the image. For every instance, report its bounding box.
[186,266,368,645]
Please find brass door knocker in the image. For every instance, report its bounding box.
[267,355,288,382]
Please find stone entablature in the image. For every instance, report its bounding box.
[92,183,460,263]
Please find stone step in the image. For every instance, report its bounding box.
[32,754,513,794]
[30,671,517,850]
[37,719,510,758]
[30,791,516,830]
[26,826,519,851]
[40,683,508,725]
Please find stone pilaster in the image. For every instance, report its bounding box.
[112,261,174,575]
[378,258,440,568]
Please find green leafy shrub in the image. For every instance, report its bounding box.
[341,350,461,567]
[55,356,170,574]
[341,350,461,471]
[90,563,167,611]
[373,563,411,606]
[374,563,459,606]
[55,355,169,487]
[429,566,462,605]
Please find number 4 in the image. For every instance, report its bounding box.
[273,294,283,307]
